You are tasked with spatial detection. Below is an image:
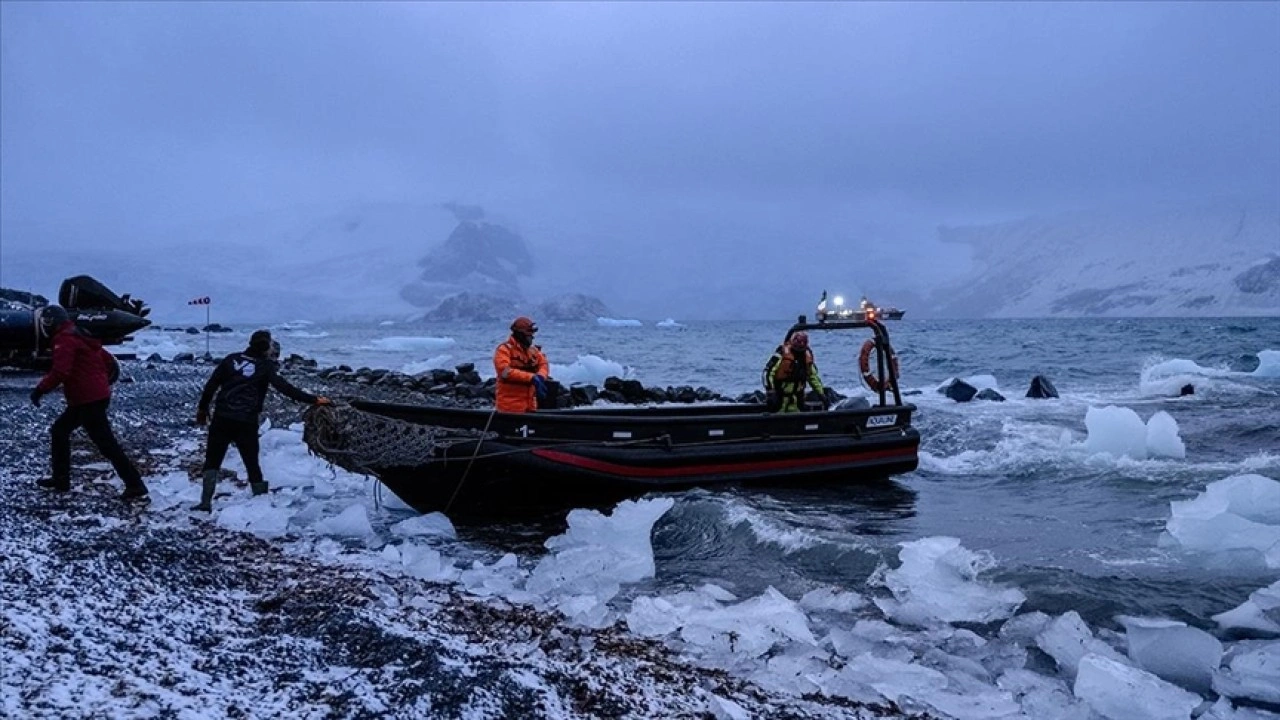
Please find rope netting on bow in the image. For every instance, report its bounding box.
[302,404,496,476]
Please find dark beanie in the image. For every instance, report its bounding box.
[249,330,272,352]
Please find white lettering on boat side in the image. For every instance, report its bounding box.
[805,424,818,431]
[613,431,632,439]
[708,429,724,437]
[866,414,898,428]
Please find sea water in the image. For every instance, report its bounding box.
[122,316,1280,717]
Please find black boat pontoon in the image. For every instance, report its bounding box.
[304,315,919,514]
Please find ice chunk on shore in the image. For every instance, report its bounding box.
[1213,641,1280,705]
[391,512,456,540]
[1074,654,1203,720]
[872,536,1025,626]
[1084,406,1185,460]
[315,504,373,538]
[656,318,684,328]
[526,498,674,626]
[1163,474,1280,568]
[1146,411,1187,459]
[1253,349,1280,378]
[1119,615,1222,692]
[216,496,292,538]
[1036,611,1126,678]
[1213,580,1280,636]
[551,354,632,386]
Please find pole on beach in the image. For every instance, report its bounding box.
[205,303,211,359]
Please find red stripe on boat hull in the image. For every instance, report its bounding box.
[529,444,918,479]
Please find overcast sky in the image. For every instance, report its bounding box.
[1,2,1277,315]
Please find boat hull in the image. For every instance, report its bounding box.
[340,400,921,514]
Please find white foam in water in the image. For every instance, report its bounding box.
[525,498,674,627]
[1254,350,1280,377]
[399,355,453,376]
[1073,653,1203,720]
[656,318,684,328]
[871,537,1026,626]
[1083,406,1186,460]
[596,317,643,327]
[1139,357,1237,397]
[118,333,194,360]
[550,354,634,386]
[1213,580,1280,636]
[364,336,456,352]
[1118,615,1223,692]
[1163,473,1280,569]
[1213,641,1280,705]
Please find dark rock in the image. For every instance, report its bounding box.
[975,388,1006,402]
[458,371,482,386]
[173,352,195,363]
[619,379,646,403]
[644,388,669,404]
[533,294,613,322]
[455,363,475,375]
[673,386,697,403]
[570,384,599,406]
[598,390,627,404]
[429,369,456,385]
[201,323,234,333]
[146,353,164,363]
[903,389,923,396]
[185,327,200,335]
[1026,375,1059,399]
[737,390,766,404]
[418,292,521,323]
[940,379,978,403]
[603,377,625,393]
[427,384,453,395]
[337,365,353,373]
[1180,384,1195,396]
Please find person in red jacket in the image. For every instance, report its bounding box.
[29,306,148,500]
[493,316,549,413]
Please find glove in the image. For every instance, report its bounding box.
[195,409,208,426]
[314,396,332,406]
[30,388,43,407]
[532,375,548,399]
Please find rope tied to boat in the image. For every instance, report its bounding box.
[302,403,497,478]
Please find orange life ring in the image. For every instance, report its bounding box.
[859,339,900,393]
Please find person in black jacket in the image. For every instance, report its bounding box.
[193,330,329,511]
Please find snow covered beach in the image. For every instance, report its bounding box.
[4,316,1280,720]
[0,363,915,719]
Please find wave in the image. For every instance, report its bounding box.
[363,336,457,353]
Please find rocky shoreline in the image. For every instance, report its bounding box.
[0,362,925,719]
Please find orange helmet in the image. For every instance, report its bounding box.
[789,332,809,349]
[511,316,538,334]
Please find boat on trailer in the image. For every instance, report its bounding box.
[304,314,919,514]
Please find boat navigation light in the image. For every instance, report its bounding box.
[833,295,845,307]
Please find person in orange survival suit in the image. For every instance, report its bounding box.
[494,316,549,413]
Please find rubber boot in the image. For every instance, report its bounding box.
[193,469,217,511]
[250,481,269,497]
[37,477,71,493]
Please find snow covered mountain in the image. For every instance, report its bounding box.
[927,203,1280,318]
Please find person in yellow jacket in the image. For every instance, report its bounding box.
[494,316,549,413]
[763,332,825,412]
